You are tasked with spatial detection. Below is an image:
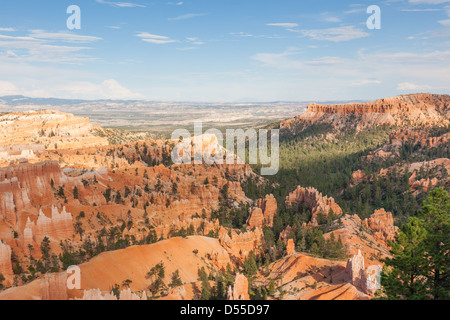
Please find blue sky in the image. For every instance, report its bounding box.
[0,0,449,102]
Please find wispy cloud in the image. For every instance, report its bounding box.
[362,50,450,63]
[298,26,369,42]
[0,30,102,63]
[351,79,382,86]
[136,32,177,44]
[408,0,450,4]
[397,82,432,91]
[0,28,15,32]
[95,0,146,8]
[29,30,102,43]
[267,23,299,28]
[168,13,207,21]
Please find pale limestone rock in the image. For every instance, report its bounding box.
[227,273,250,300]
[346,250,382,296]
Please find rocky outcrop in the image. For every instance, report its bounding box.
[79,288,117,300]
[286,186,343,221]
[40,273,68,300]
[227,273,250,300]
[247,194,277,229]
[23,218,34,248]
[33,206,74,242]
[346,250,381,296]
[279,226,293,244]
[219,227,264,262]
[286,239,296,256]
[362,209,398,245]
[154,217,220,239]
[210,249,231,270]
[281,93,450,132]
[0,160,67,227]
[0,241,13,276]
[80,288,147,301]
[0,110,108,150]
[350,170,366,187]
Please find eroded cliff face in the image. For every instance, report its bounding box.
[40,273,68,300]
[247,194,277,229]
[286,186,343,222]
[32,206,74,243]
[0,241,12,276]
[281,93,450,132]
[0,161,66,228]
[362,209,398,246]
[219,227,265,263]
[0,110,108,152]
[324,209,398,266]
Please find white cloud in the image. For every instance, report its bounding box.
[397,82,432,90]
[0,80,20,95]
[99,79,145,99]
[136,32,177,44]
[29,30,102,43]
[298,26,369,42]
[304,56,347,65]
[168,13,207,21]
[352,79,382,86]
[362,50,450,63]
[0,28,15,32]
[95,0,146,8]
[400,8,440,11]
[267,23,299,28]
[252,49,303,69]
[408,0,450,4]
[0,79,144,100]
[0,34,96,63]
[439,18,450,25]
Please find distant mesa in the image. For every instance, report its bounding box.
[281,93,450,132]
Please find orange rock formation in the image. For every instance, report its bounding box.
[286,186,343,221]
[247,194,277,229]
[227,273,250,300]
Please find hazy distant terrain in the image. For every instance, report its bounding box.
[0,95,312,136]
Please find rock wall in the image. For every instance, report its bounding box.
[0,241,13,276]
[281,93,450,132]
[219,227,264,262]
[0,110,108,150]
[32,206,74,242]
[40,273,68,300]
[0,160,67,227]
[154,217,220,239]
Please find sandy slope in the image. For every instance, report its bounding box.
[0,236,230,300]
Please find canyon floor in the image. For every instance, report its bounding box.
[0,93,448,300]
